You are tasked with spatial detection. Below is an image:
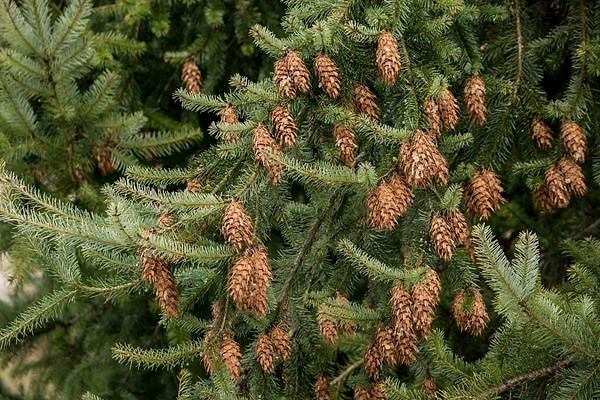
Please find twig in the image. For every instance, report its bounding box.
[330,359,363,385]
[475,358,572,399]
[511,0,523,101]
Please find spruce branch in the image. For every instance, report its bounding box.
[112,340,204,370]
[330,359,363,385]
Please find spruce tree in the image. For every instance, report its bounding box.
[0,0,599,399]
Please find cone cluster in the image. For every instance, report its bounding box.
[252,123,283,183]
[333,123,357,168]
[464,168,505,220]
[219,104,240,143]
[367,173,413,230]
[220,334,243,380]
[270,105,297,148]
[227,247,272,316]
[531,116,553,149]
[139,249,179,317]
[376,30,401,85]
[93,139,116,176]
[560,120,587,163]
[429,209,469,261]
[400,130,448,188]
[452,288,488,336]
[541,156,586,210]
[181,58,201,94]
[273,49,310,98]
[354,83,380,120]
[464,75,486,125]
[315,374,330,400]
[314,52,340,98]
[222,200,254,251]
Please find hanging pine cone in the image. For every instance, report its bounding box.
[437,88,459,130]
[400,131,448,187]
[421,376,437,397]
[354,83,380,120]
[447,208,469,244]
[285,49,311,93]
[139,250,179,317]
[560,120,587,163]
[314,52,340,99]
[532,185,554,213]
[317,306,338,344]
[375,325,397,365]
[185,178,203,193]
[273,57,296,98]
[354,387,370,400]
[270,324,291,361]
[388,173,414,215]
[390,284,418,364]
[544,163,570,208]
[315,374,331,400]
[464,75,486,125]
[219,104,240,143]
[464,168,505,220]
[424,97,441,138]
[181,58,201,94]
[411,268,441,338]
[220,334,242,380]
[531,116,553,149]
[252,123,283,183]
[256,332,275,373]
[557,157,586,197]
[227,247,272,316]
[429,213,455,261]
[333,123,357,168]
[364,341,383,380]
[370,382,387,400]
[376,30,401,85]
[270,105,297,148]
[221,200,254,252]
[157,212,173,229]
[367,181,401,230]
[452,288,488,336]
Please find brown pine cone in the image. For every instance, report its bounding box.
[389,284,418,364]
[437,88,459,130]
[560,120,587,163]
[411,269,441,338]
[376,30,401,85]
[367,181,401,230]
[333,123,358,168]
[354,386,370,400]
[464,168,505,220]
[364,341,383,380]
[401,131,448,188]
[532,185,554,213]
[181,58,201,94]
[185,179,203,193]
[252,123,283,183]
[447,208,469,244]
[256,332,275,373]
[424,97,441,138]
[273,57,296,98]
[544,163,570,208]
[421,376,437,397]
[452,288,488,336]
[464,75,486,125]
[354,83,380,120]
[557,157,586,197]
[221,200,254,251]
[270,324,291,361]
[317,306,338,344]
[271,105,297,148]
[220,334,242,380]
[429,213,455,261]
[219,104,240,143]
[375,325,397,365]
[388,173,414,215]
[314,52,340,99]
[531,116,553,149]
[227,247,271,316]
[370,382,388,400]
[139,250,179,317]
[285,49,311,93]
[93,140,116,176]
[315,374,330,400]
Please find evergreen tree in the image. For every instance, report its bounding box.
[0,0,599,399]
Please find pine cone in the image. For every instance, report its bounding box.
[185,179,203,193]
[219,104,240,143]
[411,269,441,338]
[437,88,459,130]
[181,58,201,94]
[388,173,414,216]
[447,209,469,244]
[270,324,291,361]
[252,123,283,183]
[315,374,330,400]
[270,105,297,148]
[464,168,505,220]
[354,387,370,400]
[452,288,488,336]
[220,334,242,380]
[157,212,173,229]
[274,57,296,98]
[430,213,455,261]
[139,250,179,317]
[375,325,397,365]
[354,83,380,120]
[401,131,448,187]
[333,123,357,167]
[376,30,401,85]
[285,49,310,93]
[256,332,275,373]
[367,181,401,230]
[557,157,586,197]
[93,140,116,176]
[544,163,570,208]
[370,382,387,400]
[228,247,271,316]
[222,200,254,251]
[532,185,554,213]
[560,120,586,163]
[390,284,418,364]
[364,341,383,380]
[531,116,553,149]
[424,97,441,138]
[314,52,340,99]
[464,75,486,125]
[421,376,437,397]
[317,306,338,344]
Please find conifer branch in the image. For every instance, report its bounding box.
[330,359,363,385]
[112,340,204,370]
[510,0,523,100]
